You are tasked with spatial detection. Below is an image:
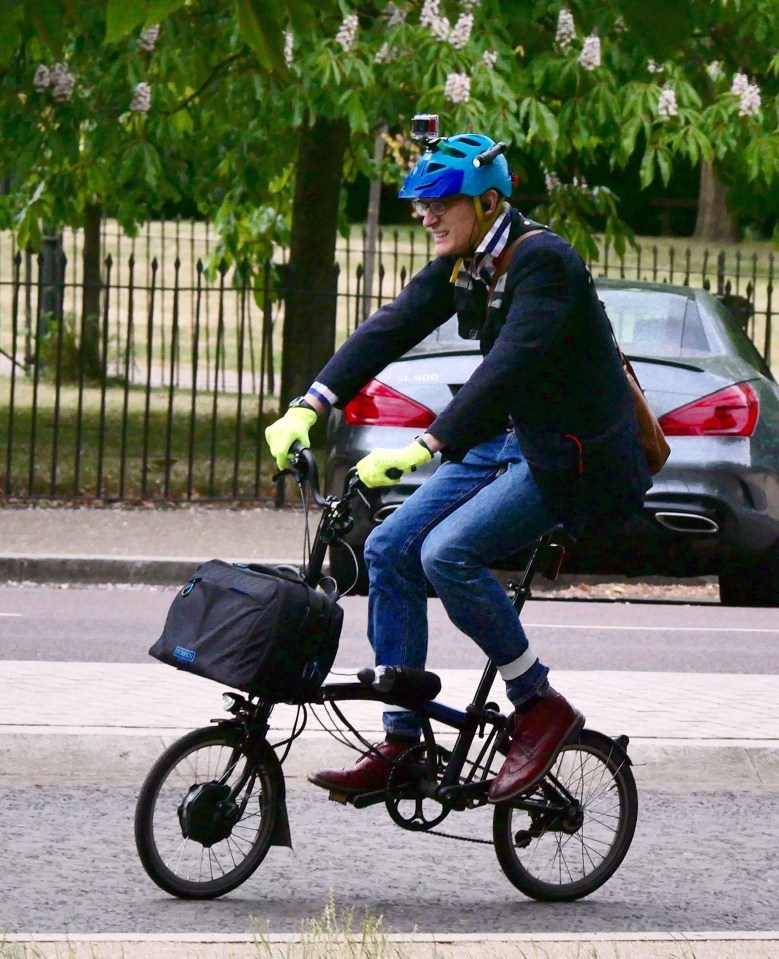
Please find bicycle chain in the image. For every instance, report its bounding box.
[424,828,493,845]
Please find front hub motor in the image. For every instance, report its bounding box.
[177,782,239,847]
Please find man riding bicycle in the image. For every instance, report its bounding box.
[266,123,651,804]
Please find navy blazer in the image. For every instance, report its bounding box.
[315,210,651,536]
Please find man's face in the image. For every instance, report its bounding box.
[419,195,480,257]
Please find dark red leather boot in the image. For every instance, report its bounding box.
[488,689,585,803]
[308,740,414,794]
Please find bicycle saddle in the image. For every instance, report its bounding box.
[357,666,442,704]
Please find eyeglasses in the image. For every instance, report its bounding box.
[411,198,451,217]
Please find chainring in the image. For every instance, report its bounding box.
[384,743,451,831]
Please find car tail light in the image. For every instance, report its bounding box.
[658,382,759,436]
[343,379,436,428]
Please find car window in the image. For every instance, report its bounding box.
[599,288,712,357]
[697,291,774,380]
[406,315,474,355]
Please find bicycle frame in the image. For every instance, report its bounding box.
[227,446,579,819]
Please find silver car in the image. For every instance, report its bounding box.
[325,280,779,606]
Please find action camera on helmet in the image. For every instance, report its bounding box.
[410,113,440,144]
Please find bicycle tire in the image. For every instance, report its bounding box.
[492,728,638,901]
[135,725,279,899]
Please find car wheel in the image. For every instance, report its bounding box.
[719,539,779,607]
[328,542,369,595]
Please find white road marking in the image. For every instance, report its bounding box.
[0,613,22,618]
[526,623,778,633]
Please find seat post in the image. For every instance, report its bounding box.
[510,531,555,616]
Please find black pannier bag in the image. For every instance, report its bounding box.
[148,560,342,702]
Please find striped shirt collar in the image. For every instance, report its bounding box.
[466,204,512,287]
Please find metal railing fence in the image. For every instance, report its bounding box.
[0,219,775,503]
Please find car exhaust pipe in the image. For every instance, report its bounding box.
[372,504,400,524]
[654,511,720,534]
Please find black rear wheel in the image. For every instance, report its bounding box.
[492,729,637,901]
[135,725,279,899]
[719,540,779,607]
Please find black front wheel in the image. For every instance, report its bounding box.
[135,725,280,899]
[492,729,638,901]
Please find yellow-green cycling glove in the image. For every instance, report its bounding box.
[356,440,433,488]
[264,406,318,470]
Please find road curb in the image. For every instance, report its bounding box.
[4,932,779,959]
[0,553,720,600]
[0,554,301,586]
[3,728,778,786]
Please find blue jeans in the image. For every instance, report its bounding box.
[363,431,560,738]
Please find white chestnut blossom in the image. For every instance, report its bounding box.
[657,85,678,120]
[420,0,450,40]
[130,81,152,114]
[33,65,51,92]
[731,71,749,96]
[462,0,480,10]
[707,60,724,81]
[613,15,626,32]
[578,33,601,70]
[482,49,498,69]
[544,170,562,193]
[739,83,761,117]
[419,0,439,25]
[138,24,160,52]
[572,174,590,192]
[444,71,471,104]
[555,9,575,49]
[284,31,294,66]
[375,42,398,64]
[335,13,359,52]
[386,3,406,25]
[647,58,662,75]
[449,12,474,48]
[50,63,75,102]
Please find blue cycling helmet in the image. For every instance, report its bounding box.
[398,133,512,200]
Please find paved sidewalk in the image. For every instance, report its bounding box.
[5,932,779,959]
[0,504,308,585]
[1,661,777,786]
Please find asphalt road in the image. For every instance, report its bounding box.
[1,584,778,672]
[0,781,777,934]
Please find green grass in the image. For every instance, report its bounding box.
[0,376,283,501]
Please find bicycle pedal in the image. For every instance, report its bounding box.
[327,790,350,805]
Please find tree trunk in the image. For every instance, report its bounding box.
[362,122,387,324]
[280,116,350,407]
[693,161,738,242]
[81,202,103,379]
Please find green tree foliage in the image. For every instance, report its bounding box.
[0,0,776,394]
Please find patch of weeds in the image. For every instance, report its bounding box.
[252,894,404,959]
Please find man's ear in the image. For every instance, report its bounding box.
[481,190,499,215]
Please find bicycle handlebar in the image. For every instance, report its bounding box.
[285,441,326,505]
[285,441,362,507]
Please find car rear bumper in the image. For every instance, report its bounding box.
[328,459,779,580]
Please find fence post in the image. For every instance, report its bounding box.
[39,227,63,338]
[716,249,726,296]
